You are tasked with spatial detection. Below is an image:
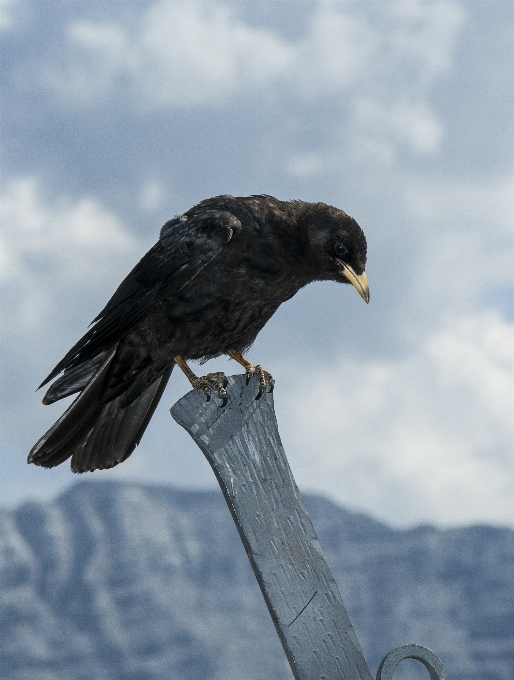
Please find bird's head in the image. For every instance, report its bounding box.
[301,203,370,303]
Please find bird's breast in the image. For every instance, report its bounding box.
[149,261,298,360]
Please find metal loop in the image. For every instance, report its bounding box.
[376,644,446,680]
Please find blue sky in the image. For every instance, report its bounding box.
[1,0,513,528]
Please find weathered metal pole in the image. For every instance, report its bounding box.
[171,374,372,679]
[171,375,445,680]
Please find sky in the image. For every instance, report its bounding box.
[1,0,513,529]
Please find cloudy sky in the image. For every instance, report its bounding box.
[1,0,513,529]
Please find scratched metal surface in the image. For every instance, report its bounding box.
[171,374,374,680]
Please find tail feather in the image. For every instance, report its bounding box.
[28,347,117,468]
[71,366,172,473]
[42,351,110,405]
[29,347,173,473]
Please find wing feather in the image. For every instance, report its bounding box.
[39,210,242,388]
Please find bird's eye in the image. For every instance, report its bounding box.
[334,243,348,258]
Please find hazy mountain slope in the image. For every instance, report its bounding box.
[1,481,513,680]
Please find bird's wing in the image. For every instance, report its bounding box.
[39,210,242,387]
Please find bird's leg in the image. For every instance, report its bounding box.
[174,356,227,404]
[227,349,274,399]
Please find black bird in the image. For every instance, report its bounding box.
[29,195,369,473]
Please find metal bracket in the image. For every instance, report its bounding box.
[376,645,446,680]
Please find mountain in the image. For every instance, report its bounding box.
[1,481,513,680]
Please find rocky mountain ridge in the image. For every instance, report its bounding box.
[1,481,513,679]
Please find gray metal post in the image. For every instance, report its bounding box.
[171,375,445,680]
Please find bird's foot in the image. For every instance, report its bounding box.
[244,364,275,399]
[226,349,274,399]
[174,356,228,405]
[190,372,228,404]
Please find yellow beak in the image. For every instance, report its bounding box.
[338,262,370,303]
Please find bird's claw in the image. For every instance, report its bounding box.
[206,372,229,406]
[245,364,275,399]
[191,372,228,405]
[208,372,229,388]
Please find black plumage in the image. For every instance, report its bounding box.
[29,195,369,473]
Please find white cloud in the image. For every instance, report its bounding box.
[0,176,141,334]
[274,172,514,528]
[0,0,17,31]
[280,312,514,528]
[288,4,376,98]
[401,175,514,320]
[139,2,293,106]
[344,1,464,163]
[44,2,293,108]
[386,1,465,87]
[353,99,444,158]
[285,152,334,179]
[405,174,514,233]
[39,1,465,163]
[139,179,165,212]
[0,177,148,503]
